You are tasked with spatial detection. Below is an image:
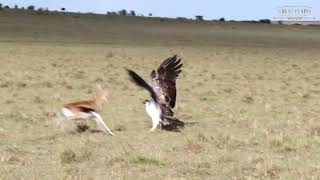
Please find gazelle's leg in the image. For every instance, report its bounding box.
[56,108,82,132]
[90,112,114,136]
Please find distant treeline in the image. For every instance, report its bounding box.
[0,3,272,24]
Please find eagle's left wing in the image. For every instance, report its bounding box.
[150,55,183,113]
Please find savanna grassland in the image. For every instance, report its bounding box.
[0,12,320,179]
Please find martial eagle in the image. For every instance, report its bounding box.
[127,55,184,131]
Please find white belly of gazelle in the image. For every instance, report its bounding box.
[57,107,114,136]
[61,108,92,120]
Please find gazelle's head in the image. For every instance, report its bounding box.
[96,84,109,102]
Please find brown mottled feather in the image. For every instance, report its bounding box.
[150,55,183,116]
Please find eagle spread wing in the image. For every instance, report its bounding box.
[150,55,183,116]
[126,69,158,103]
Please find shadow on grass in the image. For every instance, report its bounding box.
[76,124,106,134]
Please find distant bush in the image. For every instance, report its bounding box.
[259,19,271,24]
[0,3,2,10]
[177,17,189,22]
[130,10,136,16]
[219,18,225,22]
[36,7,49,15]
[195,15,203,21]
[242,20,258,23]
[119,9,127,16]
[149,13,152,17]
[107,11,116,16]
[27,5,35,10]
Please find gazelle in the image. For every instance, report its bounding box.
[56,84,114,136]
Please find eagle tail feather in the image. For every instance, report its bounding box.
[161,116,184,131]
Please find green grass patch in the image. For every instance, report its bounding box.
[130,156,166,166]
[200,95,217,102]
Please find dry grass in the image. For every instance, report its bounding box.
[0,12,320,179]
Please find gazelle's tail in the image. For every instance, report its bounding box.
[161,116,184,131]
[53,109,66,126]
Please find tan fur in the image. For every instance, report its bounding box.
[57,86,114,136]
[63,88,108,114]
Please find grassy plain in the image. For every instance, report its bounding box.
[0,12,320,179]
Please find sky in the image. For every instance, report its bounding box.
[1,0,319,21]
